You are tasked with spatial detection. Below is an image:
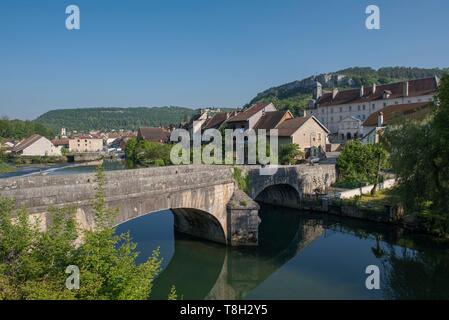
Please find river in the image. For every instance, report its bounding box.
[3,164,449,299]
[116,204,449,300]
[0,160,126,179]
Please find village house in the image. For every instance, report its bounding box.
[137,127,171,143]
[308,76,440,136]
[275,116,329,150]
[1,141,15,154]
[51,138,70,149]
[69,136,103,153]
[225,103,277,130]
[12,134,62,156]
[361,101,432,144]
[105,131,136,147]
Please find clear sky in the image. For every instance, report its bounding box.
[1,0,448,119]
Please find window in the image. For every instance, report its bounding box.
[331,117,334,122]
[358,105,361,111]
[331,108,334,114]
[322,108,324,114]
[349,106,352,111]
[383,102,387,107]
[339,107,342,112]
[339,116,342,121]
[372,104,375,109]
[362,105,366,110]
[395,101,399,105]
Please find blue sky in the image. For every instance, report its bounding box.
[1,0,448,119]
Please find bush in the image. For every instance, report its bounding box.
[279,143,303,165]
[0,165,162,300]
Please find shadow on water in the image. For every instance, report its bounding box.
[117,204,449,300]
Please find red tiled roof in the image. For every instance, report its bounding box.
[363,102,432,127]
[226,103,273,122]
[137,127,170,143]
[275,116,330,137]
[254,111,292,130]
[203,112,229,130]
[51,138,70,146]
[317,77,438,107]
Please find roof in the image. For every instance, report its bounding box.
[317,77,439,107]
[274,116,330,137]
[137,127,171,143]
[226,103,273,122]
[253,111,292,130]
[12,134,43,152]
[363,102,432,127]
[51,138,70,146]
[203,112,229,130]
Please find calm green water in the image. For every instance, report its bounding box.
[116,204,449,300]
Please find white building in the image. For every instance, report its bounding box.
[12,134,62,156]
[308,76,440,136]
[69,137,103,153]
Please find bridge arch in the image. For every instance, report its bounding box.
[254,184,301,209]
[114,206,227,245]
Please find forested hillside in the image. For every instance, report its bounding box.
[0,118,54,140]
[35,106,198,132]
[249,67,449,115]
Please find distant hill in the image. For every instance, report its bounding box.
[35,106,201,132]
[249,67,449,115]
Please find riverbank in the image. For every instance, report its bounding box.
[299,190,449,241]
[0,162,16,174]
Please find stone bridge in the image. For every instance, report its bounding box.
[0,164,336,246]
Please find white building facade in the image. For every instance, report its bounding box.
[308,77,439,136]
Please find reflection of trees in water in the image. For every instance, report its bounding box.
[317,213,449,299]
[151,205,449,300]
[381,243,449,299]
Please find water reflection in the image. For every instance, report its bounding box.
[116,204,449,300]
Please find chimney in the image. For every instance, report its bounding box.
[377,112,384,127]
[332,87,338,99]
[372,83,376,94]
[403,81,409,97]
[360,85,364,98]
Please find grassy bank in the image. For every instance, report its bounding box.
[0,162,16,173]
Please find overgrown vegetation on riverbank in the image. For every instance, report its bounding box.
[0,165,164,300]
[125,137,172,168]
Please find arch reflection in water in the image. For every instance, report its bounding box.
[116,206,449,300]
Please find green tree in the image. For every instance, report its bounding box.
[279,143,303,165]
[0,165,162,300]
[337,140,388,187]
[383,74,449,233]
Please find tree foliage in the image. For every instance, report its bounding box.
[0,118,54,140]
[383,74,449,233]
[125,138,172,167]
[0,165,162,300]
[34,107,198,132]
[337,140,388,186]
[279,143,303,165]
